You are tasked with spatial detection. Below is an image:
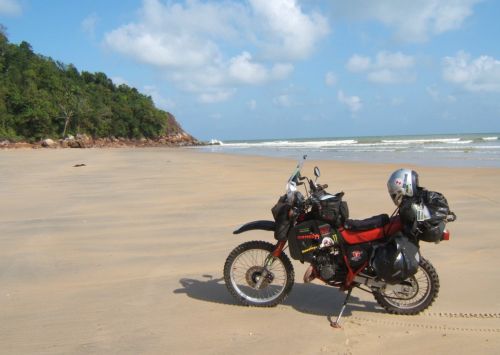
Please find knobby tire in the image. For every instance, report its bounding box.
[223,240,294,307]
[373,257,440,315]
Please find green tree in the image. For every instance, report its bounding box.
[0,27,186,142]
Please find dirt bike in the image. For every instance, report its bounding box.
[223,156,453,327]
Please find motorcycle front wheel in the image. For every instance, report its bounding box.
[373,258,440,315]
[223,240,294,307]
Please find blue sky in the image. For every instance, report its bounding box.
[1,0,500,140]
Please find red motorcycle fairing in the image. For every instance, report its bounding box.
[339,217,402,245]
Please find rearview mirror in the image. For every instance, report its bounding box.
[314,167,320,178]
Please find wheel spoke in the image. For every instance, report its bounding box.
[229,247,288,304]
[379,263,433,310]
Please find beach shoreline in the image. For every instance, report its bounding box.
[1,148,499,354]
[197,132,500,168]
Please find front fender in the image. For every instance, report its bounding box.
[233,220,276,234]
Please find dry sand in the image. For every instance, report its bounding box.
[0,148,499,354]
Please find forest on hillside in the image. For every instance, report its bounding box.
[0,26,183,142]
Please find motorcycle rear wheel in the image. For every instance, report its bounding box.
[373,258,439,315]
[224,240,294,307]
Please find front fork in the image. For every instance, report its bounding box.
[254,240,287,289]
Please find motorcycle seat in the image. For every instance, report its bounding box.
[344,214,390,231]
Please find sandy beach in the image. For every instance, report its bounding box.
[1,148,499,354]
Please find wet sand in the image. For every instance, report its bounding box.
[1,148,499,354]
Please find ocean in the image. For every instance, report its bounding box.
[196,133,500,168]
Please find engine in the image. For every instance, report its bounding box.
[310,240,347,283]
[315,252,336,281]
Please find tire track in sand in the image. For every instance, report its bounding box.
[349,311,500,333]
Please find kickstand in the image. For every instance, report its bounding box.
[330,288,353,329]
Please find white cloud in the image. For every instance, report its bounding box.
[228,52,269,85]
[376,51,414,69]
[367,69,415,84]
[274,94,292,107]
[442,51,500,92]
[105,22,221,68]
[325,71,337,86]
[346,55,371,72]
[103,0,321,102]
[332,0,480,42]
[426,85,457,102]
[0,0,21,16]
[249,0,329,60]
[346,51,416,84]
[228,53,294,84]
[338,90,362,113]
[103,0,242,102]
[81,13,99,38]
[172,66,227,91]
[199,90,235,104]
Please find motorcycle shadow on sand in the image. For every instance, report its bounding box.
[174,275,384,319]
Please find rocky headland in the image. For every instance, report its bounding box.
[0,132,202,149]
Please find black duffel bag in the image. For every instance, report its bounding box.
[399,189,456,243]
[372,234,420,284]
[315,192,349,227]
[271,194,292,241]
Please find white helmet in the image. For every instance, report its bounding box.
[387,169,420,206]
